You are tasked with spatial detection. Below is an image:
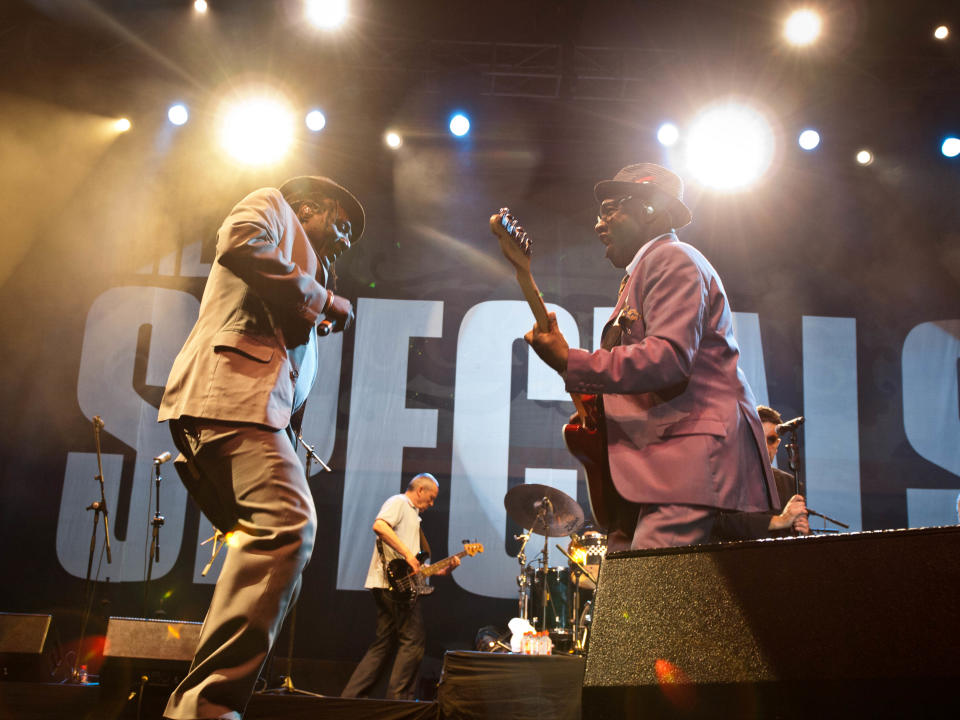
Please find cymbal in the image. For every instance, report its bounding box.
[503,483,584,537]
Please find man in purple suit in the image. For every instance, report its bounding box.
[526,163,778,551]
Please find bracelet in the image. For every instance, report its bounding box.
[323,290,335,313]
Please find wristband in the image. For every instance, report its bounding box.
[323,290,335,314]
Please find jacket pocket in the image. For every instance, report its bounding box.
[212,331,275,363]
[657,418,727,439]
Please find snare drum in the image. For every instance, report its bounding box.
[567,530,607,590]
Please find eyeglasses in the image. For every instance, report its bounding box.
[597,195,633,222]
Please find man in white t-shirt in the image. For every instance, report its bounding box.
[341,473,458,700]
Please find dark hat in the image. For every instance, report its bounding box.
[594,163,692,229]
[279,175,365,241]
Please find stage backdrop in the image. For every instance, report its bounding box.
[1,106,958,677]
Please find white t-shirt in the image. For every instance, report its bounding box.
[363,493,422,590]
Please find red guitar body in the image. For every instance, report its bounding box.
[561,394,617,531]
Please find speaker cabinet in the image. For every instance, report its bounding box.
[583,525,960,719]
[0,612,54,681]
[103,616,202,662]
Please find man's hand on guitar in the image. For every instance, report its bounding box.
[434,555,460,576]
[524,312,569,375]
[404,552,421,574]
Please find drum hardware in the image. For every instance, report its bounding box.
[555,543,599,654]
[504,484,585,642]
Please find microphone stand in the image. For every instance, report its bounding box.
[73,416,113,683]
[143,458,167,616]
[262,433,329,697]
[514,530,532,622]
[783,426,849,531]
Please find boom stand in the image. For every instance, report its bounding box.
[783,427,849,531]
[73,415,113,683]
[143,459,166,616]
[262,433,329,697]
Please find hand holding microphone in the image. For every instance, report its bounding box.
[318,291,354,336]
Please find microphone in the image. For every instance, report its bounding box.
[153,451,172,465]
[776,416,804,435]
[93,416,104,430]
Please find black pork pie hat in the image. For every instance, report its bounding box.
[593,162,692,229]
[279,175,365,241]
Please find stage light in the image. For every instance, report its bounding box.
[934,25,949,40]
[305,0,348,30]
[449,113,470,137]
[684,102,775,192]
[305,109,326,132]
[784,9,822,46]
[942,137,960,158]
[798,129,820,150]
[114,118,132,133]
[167,103,189,126]
[385,130,402,149]
[855,149,874,166]
[194,0,208,13]
[657,122,680,146]
[217,90,296,166]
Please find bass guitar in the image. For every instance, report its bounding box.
[386,542,484,601]
[489,208,617,530]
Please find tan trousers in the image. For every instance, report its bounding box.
[163,417,316,720]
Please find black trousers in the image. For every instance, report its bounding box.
[341,588,425,700]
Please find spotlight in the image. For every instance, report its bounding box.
[305,109,326,132]
[784,9,822,46]
[114,118,132,133]
[167,104,189,126]
[657,122,680,147]
[305,0,348,30]
[684,102,775,191]
[934,25,949,41]
[217,89,296,166]
[384,130,402,149]
[194,0,208,13]
[942,137,960,158]
[475,625,509,653]
[798,129,820,150]
[449,113,470,137]
[855,149,874,166]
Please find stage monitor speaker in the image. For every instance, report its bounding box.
[103,616,202,662]
[583,525,960,720]
[0,612,55,681]
[100,617,203,717]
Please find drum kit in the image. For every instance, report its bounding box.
[503,483,608,654]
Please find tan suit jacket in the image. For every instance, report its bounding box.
[159,188,331,430]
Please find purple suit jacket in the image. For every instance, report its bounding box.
[566,234,777,512]
[159,188,332,430]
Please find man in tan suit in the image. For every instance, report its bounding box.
[158,176,363,720]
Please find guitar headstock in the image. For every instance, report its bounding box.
[490,208,532,273]
[463,542,484,557]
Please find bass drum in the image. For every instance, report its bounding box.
[526,566,572,638]
[567,530,607,590]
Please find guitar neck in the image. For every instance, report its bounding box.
[516,268,551,332]
[420,550,467,577]
[516,267,588,418]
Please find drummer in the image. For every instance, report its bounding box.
[567,527,607,590]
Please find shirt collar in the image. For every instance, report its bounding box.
[625,231,677,277]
